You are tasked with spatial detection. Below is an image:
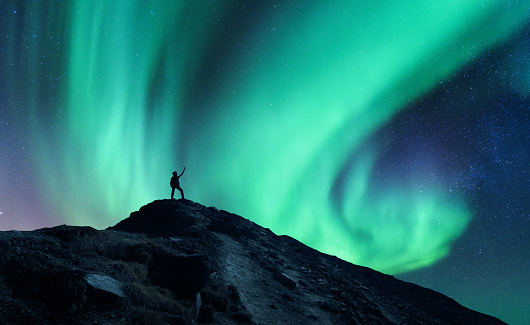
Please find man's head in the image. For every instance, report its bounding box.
[172,171,177,175]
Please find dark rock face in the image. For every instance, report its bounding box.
[148,252,209,299]
[110,199,198,237]
[0,199,508,324]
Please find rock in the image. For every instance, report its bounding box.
[84,274,125,304]
[239,227,257,240]
[273,271,297,290]
[297,279,309,287]
[195,292,202,321]
[40,225,100,242]
[207,219,240,236]
[148,251,209,299]
[108,199,197,237]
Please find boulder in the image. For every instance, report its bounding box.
[84,274,125,304]
[274,271,297,290]
[148,252,209,299]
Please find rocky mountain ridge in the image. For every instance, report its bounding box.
[0,199,507,324]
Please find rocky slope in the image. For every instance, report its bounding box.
[0,199,507,324]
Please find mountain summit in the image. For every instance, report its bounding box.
[0,199,506,324]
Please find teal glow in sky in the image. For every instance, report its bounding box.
[0,0,524,280]
[1,1,529,324]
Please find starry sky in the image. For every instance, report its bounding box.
[1,1,528,324]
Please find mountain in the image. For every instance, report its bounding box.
[0,199,507,324]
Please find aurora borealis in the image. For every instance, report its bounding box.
[1,1,529,324]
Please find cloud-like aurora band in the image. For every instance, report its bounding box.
[2,0,529,274]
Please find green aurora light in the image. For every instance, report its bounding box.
[3,0,529,275]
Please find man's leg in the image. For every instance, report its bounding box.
[171,187,175,199]
[178,187,184,199]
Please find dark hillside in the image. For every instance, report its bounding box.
[0,199,507,324]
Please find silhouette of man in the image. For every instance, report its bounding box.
[170,166,185,199]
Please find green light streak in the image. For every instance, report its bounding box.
[63,1,182,224]
[184,1,526,273]
[37,1,236,225]
[20,0,528,273]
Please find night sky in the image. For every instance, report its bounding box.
[1,1,528,324]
